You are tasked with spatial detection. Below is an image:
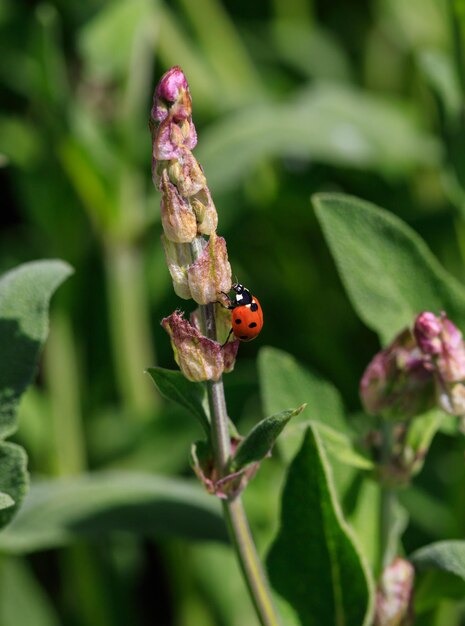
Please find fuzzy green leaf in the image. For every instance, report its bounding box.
[0,443,28,529]
[0,472,226,553]
[313,193,465,344]
[78,0,155,81]
[259,346,347,434]
[0,260,73,438]
[198,84,439,194]
[410,541,465,612]
[267,425,374,626]
[257,347,372,470]
[146,367,210,436]
[232,406,305,471]
[411,541,465,581]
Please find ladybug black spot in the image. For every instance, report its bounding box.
[240,335,249,340]
[248,322,257,328]
[235,318,242,325]
[250,302,258,312]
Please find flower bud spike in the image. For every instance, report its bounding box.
[160,170,197,243]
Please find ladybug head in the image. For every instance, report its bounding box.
[232,283,245,294]
[231,283,253,306]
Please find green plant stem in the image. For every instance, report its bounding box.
[380,420,396,570]
[197,290,280,626]
[223,498,281,626]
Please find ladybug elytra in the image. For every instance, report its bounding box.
[223,283,263,344]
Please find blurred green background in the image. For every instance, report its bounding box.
[1,0,465,624]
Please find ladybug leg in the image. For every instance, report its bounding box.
[216,293,235,309]
[221,327,234,348]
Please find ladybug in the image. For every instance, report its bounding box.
[223,283,264,344]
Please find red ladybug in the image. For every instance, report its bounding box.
[223,283,263,343]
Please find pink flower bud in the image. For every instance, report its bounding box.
[162,310,238,381]
[161,236,192,300]
[160,171,197,243]
[375,558,414,626]
[152,118,197,161]
[414,312,465,382]
[168,150,206,197]
[151,66,191,122]
[151,67,197,171]
[414,312,443,354]
[188,233,232,305]
[191,187,218,236]
[360,329,435,420]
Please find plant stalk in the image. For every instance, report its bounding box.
[198,292,280,626]
[380,420,397,570]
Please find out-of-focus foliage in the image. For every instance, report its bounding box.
[2,0,465,623]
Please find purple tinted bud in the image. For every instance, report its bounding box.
[191,187,218,236]
[438,316,465,381]
[375,558,414,626]
[187,233,232,305]
[151,67,197,169]
[162,311,238,381]
[168,149,206,197]
[160,171,197,243]
[414,312,465,382]
[161,235,192,300]
[151,66,190,122]
[360,329,435,420]
[414,312,442,354]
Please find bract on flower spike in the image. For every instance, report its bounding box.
[374,558,414,626]
[151,66,239,379]
[360,311,465,421]
[161,311,239,382]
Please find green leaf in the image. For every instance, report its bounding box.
[0,443,28,529]
[198,84,439,194]
[78,0,155,81]
[0,472,226,553]
[410,541,465,612]
[0,557,60,626]
[411,541,465,580]
[0,260,73,438]
[313,193,465,343]
[146,367,210,436]
[310,423,373,470]
[259,347,347,434]
[257,347,372,470]
[267,425,374,626]
[231,406,306,471]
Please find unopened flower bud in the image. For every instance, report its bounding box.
[414,312,442,354]
[160,171,197,243]
[191,187,218,235]
[168,150,206,197]
[414,312,465,382]
[188,233,232,304]
[162,311,238,381]
[360,329,435,420]
[151,67,197,168]
[161,235,193,299]
[375,558,414,626]
[151,66,192,123]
